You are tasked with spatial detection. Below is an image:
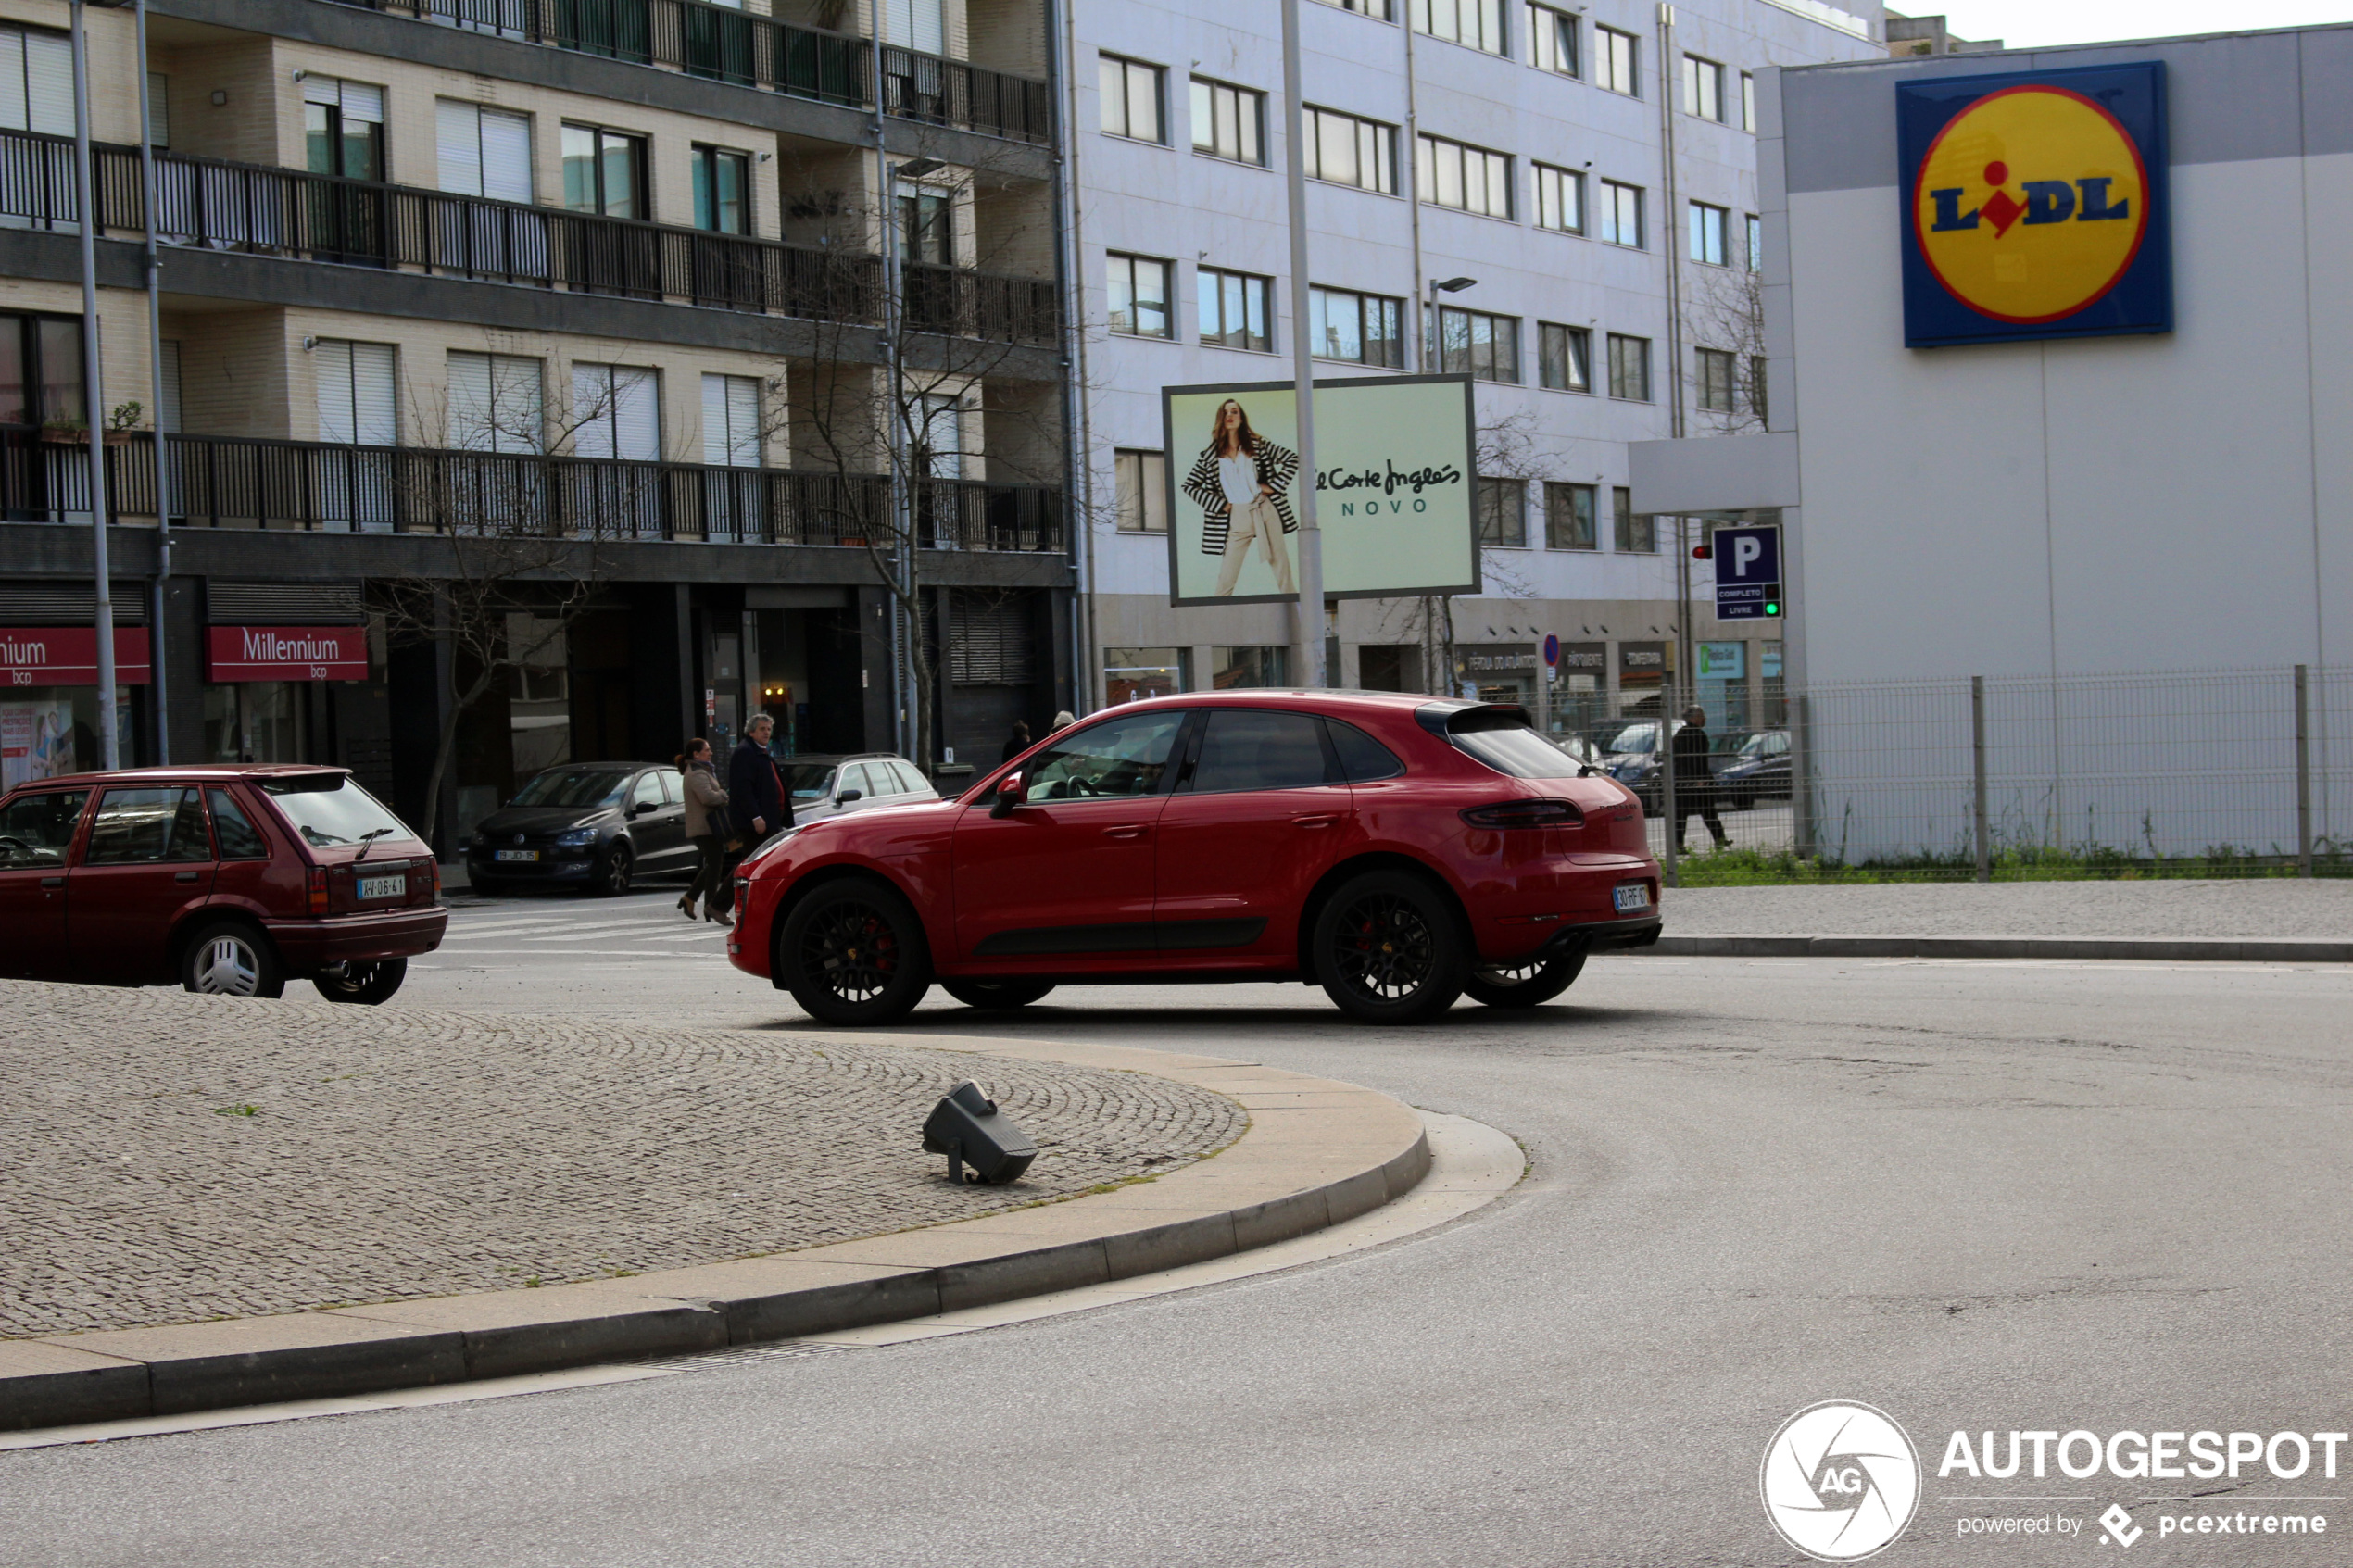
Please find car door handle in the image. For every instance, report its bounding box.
[1291,813,1340,828]
[41,875,64,888]
[1101,824,1149,840]
[174,871,201,883]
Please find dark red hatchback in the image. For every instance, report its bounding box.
[0,765,447,1003]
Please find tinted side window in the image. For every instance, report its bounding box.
[85,787,210,864]
[1327,719,1405,783]
[0,789,89,867]
[1020,710,1185,800]
[206,789,271,859]
[1189,710,1331,793]
[632,772,664,809]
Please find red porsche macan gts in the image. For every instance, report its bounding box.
[727,691,1662,1025]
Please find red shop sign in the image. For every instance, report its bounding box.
[207,625,370,682]
[0,626,153,686]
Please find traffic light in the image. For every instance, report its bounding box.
[1765,599,1782,618]
[1692,544,1712,560]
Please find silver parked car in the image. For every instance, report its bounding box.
[777,753,941,825]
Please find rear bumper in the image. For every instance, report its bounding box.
[264,907,448,970]
[1551,916,1662,954]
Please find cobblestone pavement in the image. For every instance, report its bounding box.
[1667,877,2353,938]
[0,981,1244,1340]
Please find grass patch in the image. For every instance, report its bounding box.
[1673,842,2353,886]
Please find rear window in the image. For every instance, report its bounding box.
[781,762,836,801]
[259,776,418,849]
[1450,717,1588,780]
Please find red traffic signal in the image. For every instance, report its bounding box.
[1692,544,1712,560]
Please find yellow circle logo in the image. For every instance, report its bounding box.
[1912,85,2150,324]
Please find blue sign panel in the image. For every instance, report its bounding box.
[1713,525,1780,621]
[1897,62,2171,348]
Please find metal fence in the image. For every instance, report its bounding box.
[1629,667,2348,878]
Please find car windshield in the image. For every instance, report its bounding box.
[259,776,417,848]
[1606,721,1659,755]
[510,770,632,809]
[780,763,837,801]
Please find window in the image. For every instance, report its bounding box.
[1688,200,1729,265]
[562,123,646,219]
[0,313,82,428]
[1191,78,1265,166]
[1613,485,1654,552]
[447,351,542,452]
[1538,322,1590,392]
[1606,333,1650,401]
[1599,179,1642,247]
[1416,133,1512,220]
[905,393,963,479]
[1528,3,1578,75]
[1189,709,1329,794]
[1596,26,1639,94]
[1313,0,1393,15]
[692,144,750,234]
[0,26,74,138]
[435,101,531,202]
[1105,646,1188,704]
[1106,253,1173,338]
[1742,71,1756,132]
[1681,55,1724,121]
[1476,477,1527,547]
[1309,286,1405,368]
[895,184,953,264]
[1115,449,1168,532]
[303,77,384,182]
[1210,646,1289,689]
[1413,0,1505,55]
[702,373,761,467]
[85,787,210,865]
[1697,347,1736,412]
[1534,163,1583,233]
[1746,211,1764,272]
[572,364,660,459]
[949,593,1036,684]
[1437,306,1518,383]
[1100,54,1164,144]
[1545,482,1596,549]
[1328,719,1405,779]
[1749,356,1770,422]
[1198,267,1274,353]
[1303,107,1397,194]
[0,790,87,869]
[205,789,269,859]
[314,340,397,446]
[1023,709,1184,799]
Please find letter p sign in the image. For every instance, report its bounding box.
[1711,524,1782,621]
[1732,536,1764,578]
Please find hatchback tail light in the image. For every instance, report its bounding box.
[308,866,330,915]
[428,859,441,900]
[1460,798,1583,830]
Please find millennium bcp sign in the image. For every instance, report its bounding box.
[1897,62,2171,347]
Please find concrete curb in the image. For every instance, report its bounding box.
[0,1035,1429,1433]
[1633,934,2353,963]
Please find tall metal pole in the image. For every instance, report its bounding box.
[1279,0,1324,687]
[1659,677,1679,887]
[71,0,118,770]
[2296,663,2313,878]
[135,0,170,763]
[867,12,912,759]
[1971,673,1991,883]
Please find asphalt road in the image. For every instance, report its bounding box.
[5,891,2348,1566]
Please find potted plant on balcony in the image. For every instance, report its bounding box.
[40,402,144,445]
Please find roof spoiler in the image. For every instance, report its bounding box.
[1414,701,1534,737]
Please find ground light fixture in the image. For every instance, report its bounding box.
[923,1081,1037,1185]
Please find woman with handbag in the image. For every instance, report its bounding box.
[677,738,733,926]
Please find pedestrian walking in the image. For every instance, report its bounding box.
[1050,709,1075,734]
[1670,705,1730,854]
[721,712,792,918]
[1000,719,1032,762]
[675,738,732,927]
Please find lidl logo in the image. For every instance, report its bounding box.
[1897,63,2171,347]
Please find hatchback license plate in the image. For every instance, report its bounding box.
[495,849,540,863]
[358,873,407,901]
[1613,883,1652,913]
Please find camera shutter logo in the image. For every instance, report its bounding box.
[1760,1401,1921,1561]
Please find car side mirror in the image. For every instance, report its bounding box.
[837,789,862,804]
[990,771,1026,820]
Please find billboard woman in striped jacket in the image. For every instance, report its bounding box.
[1182,398,1299,597]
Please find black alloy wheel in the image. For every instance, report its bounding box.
[1463,947,1587,1009]
[779,878,933,1026]
[594,844,633,897]
[940,978,1056,1010]
[312,958,409,1006]
[1314,870,1467,1024]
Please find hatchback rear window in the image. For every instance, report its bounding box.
[1448,717,1588,780]
[259,776,417,849]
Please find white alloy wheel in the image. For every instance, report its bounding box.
[193,935,263,996]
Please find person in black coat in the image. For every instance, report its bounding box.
[729,712,791,844]
[1669,705,1730,853]
[1000,719,1032,762]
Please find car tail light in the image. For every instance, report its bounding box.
[428,859,441,900]
[1460,798,1583,830]
[308,866,330,915]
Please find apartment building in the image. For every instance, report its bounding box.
[1068,0,1881,739]
[0,0,1076,843]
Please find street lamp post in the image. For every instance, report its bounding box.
[70,0,118,770]
[1278,0,1324,687]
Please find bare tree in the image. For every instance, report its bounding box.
[1687,264,1768,435]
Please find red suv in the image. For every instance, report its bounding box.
[727,694,1661,1025]
[0,766,447,1004]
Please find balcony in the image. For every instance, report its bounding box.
[0,130,1061,346]
[10,430,1064,554]
[319,0,1053,144]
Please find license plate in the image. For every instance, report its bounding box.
[358,873,407,900]
[1613,883,1653,912]
[495,849,539,863]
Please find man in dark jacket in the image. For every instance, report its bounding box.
[1670,705,1730,854]
[729,712,791,844]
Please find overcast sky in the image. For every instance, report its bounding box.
[1923,0,2351,47]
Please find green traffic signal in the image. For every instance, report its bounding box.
[1765,600,1781,617]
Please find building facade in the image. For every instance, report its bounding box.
[0,0,1076,843]
[1063,0,1882,743]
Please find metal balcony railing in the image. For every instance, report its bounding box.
[319,0,1053,144]
[4,429,1063,555]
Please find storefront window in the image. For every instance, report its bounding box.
[205,683,310,763]
[1211,646,1288,689]
[1105,646,1187,705]
[1695,640,1749,735]
[1761,640,1786,726]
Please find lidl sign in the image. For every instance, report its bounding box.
[1897,62,2171,347]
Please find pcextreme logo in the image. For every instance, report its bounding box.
[1896,62,2172,347]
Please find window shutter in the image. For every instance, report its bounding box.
[479,109,532,203]
[342,82,385,125]
[700,373,726,466]
[0,32,26,133]
[157,340,182,433]
[448,350,494,447]
[24,31,70,136]
[950,594,1035,685]
[315,339,356,444]
[725,375,759,467]
[612,367,659,460]
[492,354,541,454]
[303,73,341,107]
[571,364,613,458]
[436,100,483,194]
[146,71,169,146]
[887,0,944,53]
[351,343,396,446]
